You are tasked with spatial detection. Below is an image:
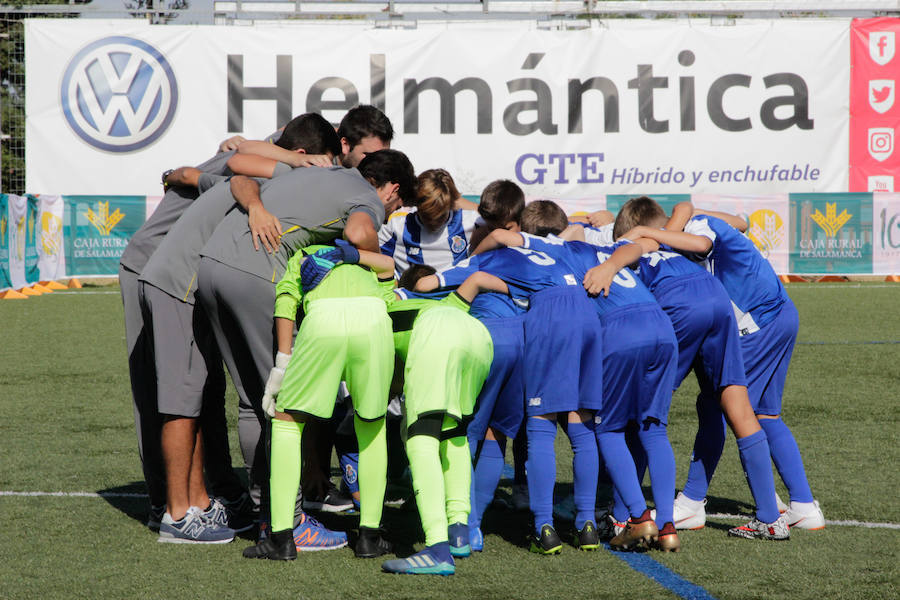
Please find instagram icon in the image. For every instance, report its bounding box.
[868,127,894,162]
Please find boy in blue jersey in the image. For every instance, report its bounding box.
[419,216,606,554]
[480,201,680,551]
[582,196,786,542]
[622,199,822,538]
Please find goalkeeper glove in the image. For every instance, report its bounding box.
[333,239,360,264]
[261,352,291,418]
[300,247,343,292]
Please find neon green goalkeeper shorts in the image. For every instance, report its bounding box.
[403,305,493,428]
[277,297,394,421]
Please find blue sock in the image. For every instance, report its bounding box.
[596,430,646,519]
[469,437,505,530]
[625,423,647,483]
[564,419,599,530]
[526,417,557,536]
[736,429,780,524]
[639,420,676,528]
[759,418,814,503]
[682,395,727,502]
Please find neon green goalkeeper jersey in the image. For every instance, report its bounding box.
[274,245,394,319]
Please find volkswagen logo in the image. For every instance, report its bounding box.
[60,36,178,153]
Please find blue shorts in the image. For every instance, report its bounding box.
[523,286,603,417]
[597,304,677,433]
[655,273,747,391]
[740,299,798,416]
[468,316,526,445]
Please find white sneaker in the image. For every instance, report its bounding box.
[783,500,825,530]
[728,514,790,541]
[652,492,706,530]
[775,494,789,514]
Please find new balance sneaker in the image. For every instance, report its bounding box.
[147,504,166,531]
[728,515,790,540]
[202,496,255,534]
[529,523,563,555]
[158,507,235,544]
[293,513,348,551]
[511,483,530,512]
[242,528,297,560]
[303,484,354,513]
[470,526,484,552]
[653,492,706,530]
[448,522,471,558]
[382,543,455,576]
[574,520,600,551]
[610,509,659,551]
[783,500,826,530]
[653,522,681,553]
[355,526,392,558]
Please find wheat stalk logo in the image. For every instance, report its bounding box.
[748,210,784,257]
[84,201,125,236]
[810,203,852,237]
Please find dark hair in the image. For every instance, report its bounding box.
[416,169,459,231]
[520,200,568,237]
[398,264,436,290]
[612,196,667,239]
[357,150,417,206]
[337,105,394,149]
[478,180,525,228]
[274,113,341,156]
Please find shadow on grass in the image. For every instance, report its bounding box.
[96,481,151,527]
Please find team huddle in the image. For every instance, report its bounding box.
[120,105,824,576]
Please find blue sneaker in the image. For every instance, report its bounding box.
[382,543,455,576]
[470,526,484,552]
[448,522,471,557]
[158,506,235,544]
[293,513,348,551]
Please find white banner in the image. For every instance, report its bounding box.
[37,195,66,282]
[26,19,850,198]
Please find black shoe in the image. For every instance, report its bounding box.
[355,526,392,558]
[303,484,354,513]
[574,520,600,551]
[242,529,297,560]
[529,524,562,555]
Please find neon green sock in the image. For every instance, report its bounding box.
[354,415,387,529]
[270,418,304,532]
[406,433,448,546]
[441,434,472,526]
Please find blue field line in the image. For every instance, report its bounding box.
[605,543,718,600]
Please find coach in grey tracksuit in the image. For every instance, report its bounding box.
[195,150,416,515]
[118,151,244,519]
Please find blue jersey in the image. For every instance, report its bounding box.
[684,215,788,332]
[470,292,526,320]
[521,234,657,317]
[631,242,709,294]
[437,246,580,305]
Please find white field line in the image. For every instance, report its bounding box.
[51,291,119,295]
[706,512,900,530]
[1,491,898,529]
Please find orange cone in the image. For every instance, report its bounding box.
[0,289,29,299]
[19,286,42,296]
[32,283,54,294]
[779,275,805,283]
[41,280,68,290]
[816,276,847,283]
[67,278,83,289]
[886,275,900,282]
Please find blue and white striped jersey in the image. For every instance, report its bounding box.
[379,207,479,278]
[683,215,788,332]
